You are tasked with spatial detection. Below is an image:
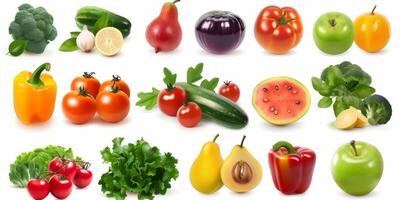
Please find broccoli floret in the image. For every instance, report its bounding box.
[361,95,392,125]
[9,3,57,54]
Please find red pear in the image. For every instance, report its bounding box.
[146,0,182,53]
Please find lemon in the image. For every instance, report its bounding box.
[335,108,358,130]
[95,27,124,56]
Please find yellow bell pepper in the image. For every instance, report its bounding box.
[13,63,57,124]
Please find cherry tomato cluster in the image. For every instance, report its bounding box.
[63,73,131,124]
[157,82,240,128]
[27,157,93,200]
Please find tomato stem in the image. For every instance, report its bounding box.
[83,72,95,78]
[213,134,220,142]
[78,86,90,96]
[224,80,231,85]
[350,140,358,156]
[371,5,377,15]
[240,135,246,148]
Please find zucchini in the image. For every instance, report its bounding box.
[75,6,131,38]
[176,82,248,129]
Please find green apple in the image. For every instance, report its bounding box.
[313,12,355,55]
[331,140,383,196]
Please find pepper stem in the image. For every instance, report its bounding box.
[240,135,246,148]
[371,5,377,15]
[272,141,298,154]
[213,134,220,142]
[28,63,51,87]
[350,140,358,156]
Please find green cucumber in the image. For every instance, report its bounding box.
[75,6,131,38]
[176,82,248,129]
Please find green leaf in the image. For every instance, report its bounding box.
[318,97,333,108]
[163,68,177,87]
[311,77,331,96]
[94,14,110,35]
[351,84,376,99]
[70,31,81,38]
[59,38,79,52]
[200,78,219,91]
[187,63,204,84]
[333,97,348,117]
[8,40,27,56]
[136,88,160,110]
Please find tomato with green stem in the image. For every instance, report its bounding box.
[73,162,93,189]
[27,179,50,200]
[99,75,131,97]
[48,157,77,180]
[96,85,130,123]
[158,84,187,116]
[177,102,202,127]
[70,72,100,97]
[62,87,97,124]
[219,81,240,102]
[49,175,73,199]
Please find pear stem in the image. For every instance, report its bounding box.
[350,140,358,156]
[172,0,180,4]
[240,135,246,148]
[213,134,219,142]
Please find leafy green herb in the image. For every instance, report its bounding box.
[187,63,204,84]
[8,40,27,56]
[70,31,81,38]
[9,145,76,188]
[99,137,179,200]
[59,38,79,52]
[311,61,376,116]
[94,14,110,35]
[136,88,160,110]
[163,67,177,88]
[200,78,219,91]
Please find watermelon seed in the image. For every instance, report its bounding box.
[287,109,292,113]
[287,86,293,90]
[274,85,279,91]
[270,107,275,112]
[263,88,268,92]
[263,98,268,102]
[274,110,279,115]
[295,100,301,105]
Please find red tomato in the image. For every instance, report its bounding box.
[70,72,100,97]
[177,102,202,128]
[219,81,240,102]
[62,88,97,124]
[96,87,130,123]
[73,165,93,189]
[48,157,77,180]
[158,86,187,116]
[254,6,303,54]
[50,175,73,199]
[27,179,50,200]
[99,75,131,97]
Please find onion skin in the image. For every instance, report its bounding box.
[195,11,245,54]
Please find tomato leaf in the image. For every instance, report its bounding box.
[187,63,204,84]
[136,88,160,110]
[70,31,81,38]
[59,38,79,52]
[200,78,219,91]
[163,68,177,87]
[8,40,27,56]
[94,14,110,35]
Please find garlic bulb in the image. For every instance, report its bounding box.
[76,26,95,52]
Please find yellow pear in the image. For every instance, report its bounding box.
[190,134,224,194]
[221,136,263,193]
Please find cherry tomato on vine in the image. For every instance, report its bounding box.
[62,88,97,124]
[27,179,50,200]
[96,86,130,123]
[70,72,100,97]
[48,157,77,180]
[218,81,240,102]
[177,102,202,128]
[73,164,93,189]
[50,175,73,199]
[254,6,303,54]
[99,75,130,97]
[158,86,187,116]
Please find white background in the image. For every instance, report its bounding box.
[0,0,397,199]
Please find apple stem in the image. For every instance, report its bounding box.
[240,135,246,148]
[172,0,180,4]
[350,140,358,156]
[328,19,337,27]
[213,134,220,142]
[371,5,377,15]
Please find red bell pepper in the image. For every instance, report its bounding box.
[268,141,316,195]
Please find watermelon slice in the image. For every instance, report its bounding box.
[252,77,311,125]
